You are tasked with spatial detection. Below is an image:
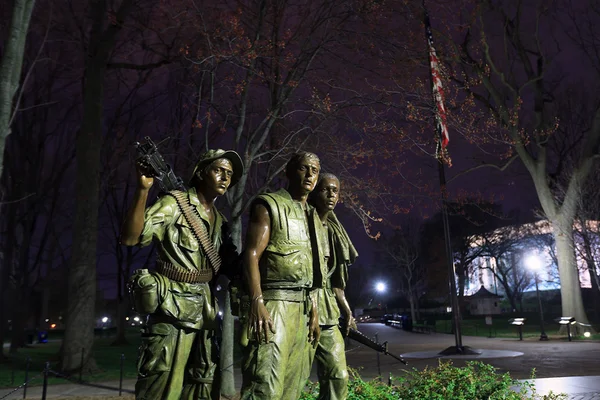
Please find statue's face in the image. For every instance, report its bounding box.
[313,177,340,214]
[198,158,234,196]
[288,156,320,194]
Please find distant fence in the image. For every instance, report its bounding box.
[1,352,134,400]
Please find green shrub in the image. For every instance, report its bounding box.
[302,361,567,400]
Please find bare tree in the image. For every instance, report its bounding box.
[424,0,600,329]
[0,100,74,354]
[379,220,426,322]
[0,0,36,182]
[475,223,557,313]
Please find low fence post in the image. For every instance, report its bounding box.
[41,361,49,400]
[119,353,125,396]
[23,357,30,400]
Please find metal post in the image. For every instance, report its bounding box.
[375,333,381,377]
[518,325,523,341]
[567,324,572,342]
[41,361,49,400]
[534,275,548,341]
[23,357,30,399]
[119,353,125,396]
[436,160,479,355]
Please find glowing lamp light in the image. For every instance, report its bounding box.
[101,317,109,323]
[525,254,542,271]
[375,282,386,293]
[50,323,57,329]
[134,316,140,322]
[584,332,591,338]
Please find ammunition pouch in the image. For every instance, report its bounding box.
[128,268,218,331]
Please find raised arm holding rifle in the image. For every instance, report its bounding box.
[121,143,243,400]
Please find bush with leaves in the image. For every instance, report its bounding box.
[301,361,567,400]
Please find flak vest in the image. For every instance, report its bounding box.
[257,189,326,290]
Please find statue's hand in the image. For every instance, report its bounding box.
[136,160,154,190]
[309,306,321,348]
[347,315,357,335]
[248,295,275,343]
[342,308,356,336]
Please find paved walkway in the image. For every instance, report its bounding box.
[1,323,599,399]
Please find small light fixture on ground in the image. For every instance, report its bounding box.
[509,318,526,341]
[555,317,576,341]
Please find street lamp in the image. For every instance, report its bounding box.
[525,254,549,341]
[368,281,386,309]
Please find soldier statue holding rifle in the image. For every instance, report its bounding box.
[121,141,243,400]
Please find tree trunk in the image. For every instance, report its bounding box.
[552,218,592,333]
[9,291,28,353]
[581,232,600,319]
[220,289,235,398]
[456,265,466,315]
[220,172,247,395]
[60,60,103,372]
[112,247,130,346]
[408,292,417,323]
[60,0,133,373]
[0,0,35,181]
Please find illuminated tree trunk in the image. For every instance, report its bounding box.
[0,0,35,181]
[552,218,589,330]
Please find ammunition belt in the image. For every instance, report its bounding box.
[169,190,221,275]
[156,260,213,283]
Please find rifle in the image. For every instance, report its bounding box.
[135,136,186,193]
[347,328,408,365]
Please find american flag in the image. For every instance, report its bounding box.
[424,9,450,150]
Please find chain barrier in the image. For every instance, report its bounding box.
[1,357,134,399]
[0,374,42,400]
[46,368,135,394]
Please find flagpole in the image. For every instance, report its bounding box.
[423,1,478,355]
[436,155,468,354]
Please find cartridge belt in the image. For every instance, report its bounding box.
[156,259,213,284]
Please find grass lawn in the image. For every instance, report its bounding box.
[1,328,246,390]
[0,333,140,389]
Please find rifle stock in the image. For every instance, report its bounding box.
[347,328,407,365]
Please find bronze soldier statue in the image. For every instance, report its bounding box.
[121,149,243,400]
[307,173,358,400]
[240,152,325,399]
